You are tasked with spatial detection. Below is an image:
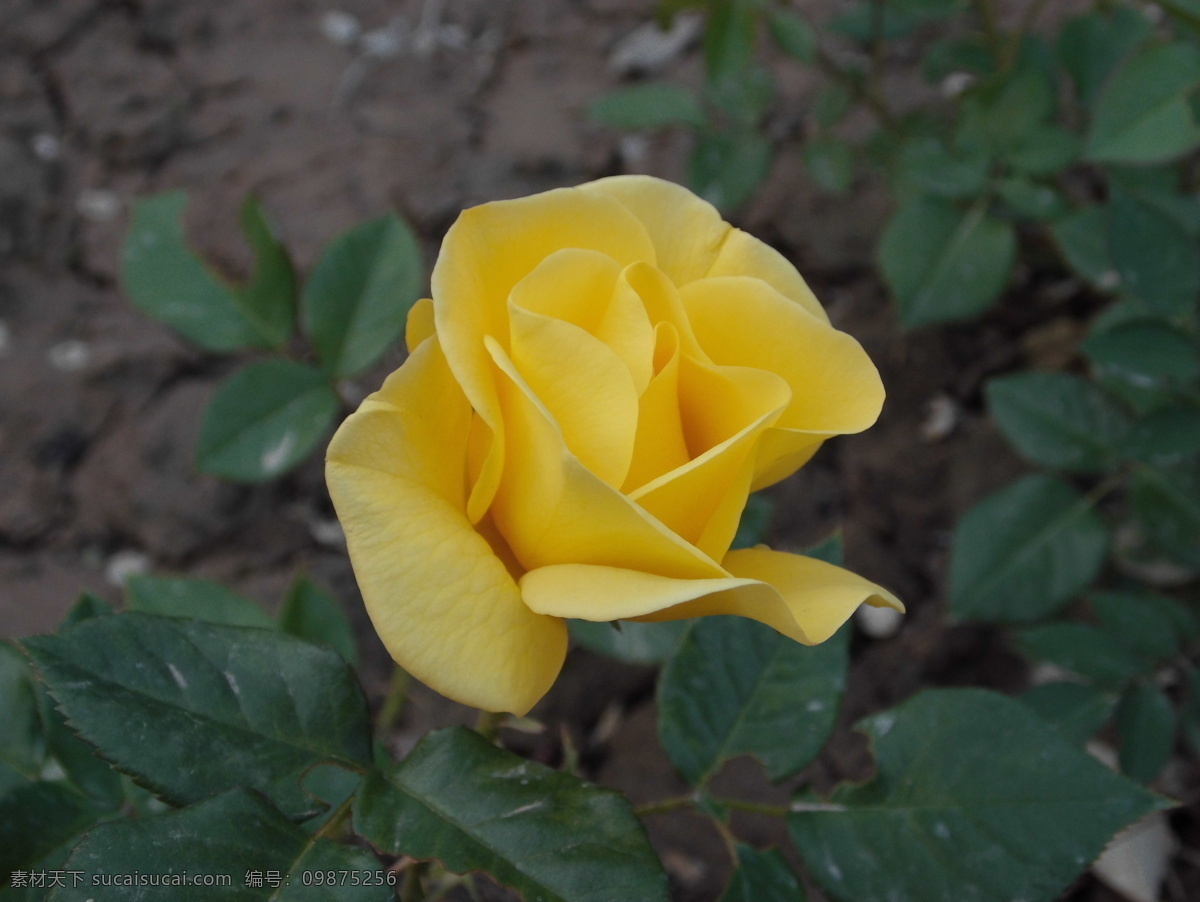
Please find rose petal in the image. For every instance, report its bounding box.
[508,303,639,489]
[486,336,725,580]
[624,323,689,492]
[433,187,656,520]
[582,175,731,287]
[327,339,565,715]
[704,229,828,322]
[405,297,436,352]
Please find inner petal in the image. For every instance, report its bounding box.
[623,323,690,493]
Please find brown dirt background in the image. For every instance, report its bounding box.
[0,0,1196,899]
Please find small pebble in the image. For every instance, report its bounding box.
[76,189,122,222]
[617,134,651,169]
[920,395,959,442]
[320,10,361,46]
[105,549,152,587]
[855,603,903,639]
[1092,811,1176,902]
[310,517,346,547]
[48,339,91,372]
[940,71,975,98]
[609,14,702,75]
[362,25,404,58]
[31,133,61,161]
[1096,270,1121,291]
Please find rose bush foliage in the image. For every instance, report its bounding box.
[326,176,901,714]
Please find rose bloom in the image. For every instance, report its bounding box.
[327,176,901,715]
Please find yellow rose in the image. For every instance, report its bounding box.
[326,176,901,715]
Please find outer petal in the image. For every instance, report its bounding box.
[581,175,731,287]
[683,276,884,488]
[486,337,725,580]
[434,192,654,520]
[705,229,828,322]
[326,339,566,715]
[405,297,436,352]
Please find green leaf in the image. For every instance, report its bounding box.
[302,214,423,379]
[23,613,371,819]
[689,129,772,213]
[354,727,667,902]
[568,620,689,665]
[1091,590,1184,662]
[923,36,994,82]
[1116,683,1177,783]
[659,616,848,786]
[704,0,757,85]
[788,689,1169,902]
[1005,126,1081,176]
[60,593,113,630]
[732,492,775,549]
[1083,319,1200,386]
[995,178,1066,221]
[122,192,269,352]
[957,56,1056,157]
[1017,623,1148,688]
[831,0,965,41]
[234,196,296,349]
[1049,206,1115,288]
[767,8,815,63]
[880,197,1016,328]
[278,576,358,665]
[896,137,988,199]
[949,475,1108,622]
[53,788,392,901]
[126,575,275,628]
[588,83,706,130]
[719,845,804,902]
[985,372,1130,473]
[0,782,107,878]
[1020,682,1115,744]
[0,643,45,781]
[196,359,339,483]
[813,82,854,128]
[1057,8,1152,108]
[1123,405,1200,465]
[38,689,124,808]
[1086,42,1200,163]
[1131,463,1200,567]
[1109,189,1200,317]
[803,136,854,195]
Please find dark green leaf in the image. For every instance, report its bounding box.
[355,727,667,902]
[1091,591,1184,662]
[1083,319,1200,386]
[122,192,268,351]
[1109,189,1200,317]
[767,8,815,63]
[1086,42,1200,163]
[196,359,339,483]
[53,788,391,901]
[234,196,296,349]
[1020,682,1115,744]
[949,475,1108,622]
[1006,126,1081,176]
[957,59,1056,157]
[302,214,423,379]
[659,616,848,785]
[719,845,804,902]
[789,689,1167,902]
[1123,405,1200,465]
[803,136,854,195]
[985,372,1130,473]
[0,782,106,878]
[704,0,757,85]
[813,83,854,128]
[23,613,371,818]
[39,693,123,808]
[1050,206,1115,288]
[1057,8,1152,108]
[996,178,1067,221]
[60,593,113,630]
[923,36,994,82]
[1116,683,1177,783]
[880,197,1016,328]
[278,576,358,665]
[1132,463,1200,567]
[126,575,275,628]
[689,129,772,213]
[896,138,988,199]
[831,0,964,41]
[588,83,706,130]
[732,492,775,550]
[568,619,689,665]
[1017,623,1147,688]
[0,643,45,781]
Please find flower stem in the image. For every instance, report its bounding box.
[475,709,504,741]
[633,794,697,817]
[376,665,410,740]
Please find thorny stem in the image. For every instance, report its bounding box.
[973,0,1004,63]
[1002,0,1052,69]
[400,862,428,902]
[814,47,896,131]
[475,709,504,741]
[376,665,410,740]
[313,795,355,841]
[633,793,697,817]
